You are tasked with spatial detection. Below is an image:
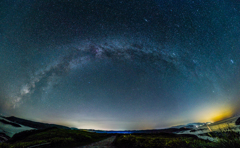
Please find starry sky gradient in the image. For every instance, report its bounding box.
[0,0,240,130]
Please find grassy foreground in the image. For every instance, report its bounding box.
[113,132,240,148]
[1,127,240,148]
[0,127,110,148]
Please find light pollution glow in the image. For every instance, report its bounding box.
[194,104,234,123]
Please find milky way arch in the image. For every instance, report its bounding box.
[7,35,236,109]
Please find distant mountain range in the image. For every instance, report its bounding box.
[88,127,192,134]
[0,116,32,142]
[2,116,70,130]
[88,122,215,134]
[170,122,212,129]
[0,116,70,142]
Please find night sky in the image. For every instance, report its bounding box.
[1,0,240,130]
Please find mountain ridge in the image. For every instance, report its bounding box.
[3,116,70,130]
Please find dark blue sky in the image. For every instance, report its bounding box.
[0,0,240,130]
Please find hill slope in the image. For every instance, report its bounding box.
[0,117,33,139]
[3,116,69,130]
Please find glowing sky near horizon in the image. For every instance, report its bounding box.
[0,0,240,130]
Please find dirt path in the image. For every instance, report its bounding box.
[77,136,116,148]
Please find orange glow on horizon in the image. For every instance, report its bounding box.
[195,103,234,123]
[211,110,233,122]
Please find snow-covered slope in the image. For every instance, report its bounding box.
[177,116,240,141]
[0,117,34,138]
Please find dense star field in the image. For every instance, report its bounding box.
[0,0,240,130]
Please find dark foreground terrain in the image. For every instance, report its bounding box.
[0,127,110,148]
[113,133,214,148]
[1,128,240,148]
[113,132,240,148]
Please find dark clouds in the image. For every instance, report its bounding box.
[0,0,240,129]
